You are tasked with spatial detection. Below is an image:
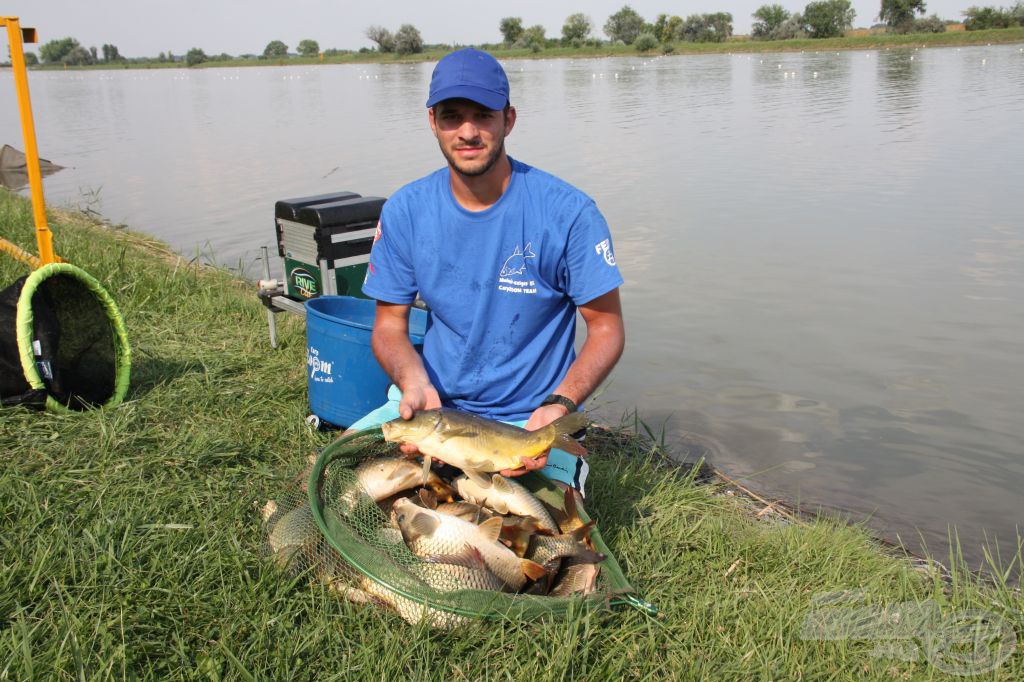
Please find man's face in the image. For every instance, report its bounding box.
[429,99,516,177]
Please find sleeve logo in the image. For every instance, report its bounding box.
[595,239,616,266]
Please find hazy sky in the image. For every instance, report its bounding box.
[5,0,970,58]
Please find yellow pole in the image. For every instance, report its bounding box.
[2,16,58,265]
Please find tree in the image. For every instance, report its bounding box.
[962,5,1014,29]
[879,0,927,33]
[775,13,809,38]
[803,0,856,37]
[514,24,546,50]
[912,14,947,31]
[39,37,78,64]
[393,24,424,55]
[562,13,593,43]
[101,44,121,62]
[61,46,94,66]
[678,13,733,42]
[263,40,288,58]
[185,48,208,67]
[499,16,525,44]
[297,39,320,57]
[365,25,395,52]
[663,15,684,41]
[705,13,735,41]
[634,32,659,51]
[653,14,669,40]
[752,4,791,38]
[24,51,39,66]
[604,5,645,44]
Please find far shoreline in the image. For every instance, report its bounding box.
[15,26,1024,71]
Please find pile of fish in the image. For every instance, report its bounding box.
[264,408,607,628]
[264,455,607,628]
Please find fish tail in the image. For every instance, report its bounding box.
[550,411,589,456]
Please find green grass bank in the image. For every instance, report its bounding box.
[26,26,1024,72]
[1,189,1022,679]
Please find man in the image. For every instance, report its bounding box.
[349,48,624,496]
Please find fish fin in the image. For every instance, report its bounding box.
[385,462,405,480]
[570,520,597,544]
[563,488,582,529]
[418,488,438,510]
[511,516,541,534]
[408,512,440,539]
[438,502,483,519]
[463,469,490,488]
[521,559,548,582]
[499,519,536,557]
[524,242,535,258]
[423,544,487,571]
[490,474,514,495]
[551,410,589,436]
[420,455,432,484]
[552,434,588,457]
[478,516,503,543]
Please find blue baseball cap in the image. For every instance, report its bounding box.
[426,48,509,111]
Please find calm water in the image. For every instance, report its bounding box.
[3,46,1023,568]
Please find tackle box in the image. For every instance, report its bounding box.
[274,192,385,300]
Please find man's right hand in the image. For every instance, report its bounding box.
[396,382,441,455]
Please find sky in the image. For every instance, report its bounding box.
[4,0,972,58]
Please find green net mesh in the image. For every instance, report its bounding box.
[263,428,642,629]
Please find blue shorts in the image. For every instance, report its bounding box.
[349,385,589,496]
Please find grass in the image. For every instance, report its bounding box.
[1,188,1022,679]
[25,26,1024,72]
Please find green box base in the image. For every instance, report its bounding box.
[284,258,369,300]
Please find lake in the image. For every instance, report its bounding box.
[3,44,1023,569]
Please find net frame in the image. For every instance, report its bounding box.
[304,427,652,624]
[12,262,131,411]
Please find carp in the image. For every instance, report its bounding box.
[381,408,588,474]
[455,470,559,533]
[392,497,546,590]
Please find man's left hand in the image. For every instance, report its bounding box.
[500,403,569,477]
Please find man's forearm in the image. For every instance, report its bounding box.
[371,325,431,391]
[551,317,625,407]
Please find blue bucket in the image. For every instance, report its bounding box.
[305,296,427,428]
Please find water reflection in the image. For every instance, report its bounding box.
[876,49,923,137]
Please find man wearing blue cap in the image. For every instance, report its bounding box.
[351,48,624,496]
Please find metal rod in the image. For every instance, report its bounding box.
[262,246,278,348]
[2,17,58,265]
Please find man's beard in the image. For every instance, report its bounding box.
[440,137,505,178]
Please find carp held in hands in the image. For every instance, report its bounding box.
[261,423,654,629]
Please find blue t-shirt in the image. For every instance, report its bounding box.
[362,158,623,421]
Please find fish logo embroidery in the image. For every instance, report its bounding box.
[499,242,536,277]
[595,239,616,266]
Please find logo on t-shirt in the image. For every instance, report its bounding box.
[498,243,538,295]
[499,242,536,277]
[595,239,616,266]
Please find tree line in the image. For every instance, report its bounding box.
[21,2,1024,69]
